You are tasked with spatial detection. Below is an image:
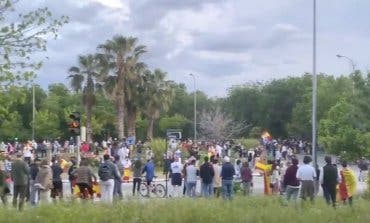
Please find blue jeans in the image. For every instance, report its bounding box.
[187,182,196,197]
[222,180,233,200]
[201,183,213,197]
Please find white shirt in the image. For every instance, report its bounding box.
[170,161,183,174]
[296,164,316,181]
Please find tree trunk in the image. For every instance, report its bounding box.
[126,105,137,137]
[146,118,155,140]
[116,98,125,140]
[86,105,93,143]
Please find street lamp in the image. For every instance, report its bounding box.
[189,74,197,143]
[336,54,356,72]
[336,54,356,95]
[312,0,318,171]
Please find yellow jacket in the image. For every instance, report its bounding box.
[341,168,357,197]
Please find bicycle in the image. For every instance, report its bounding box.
[139,177,166,198]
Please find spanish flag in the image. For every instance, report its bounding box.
[255,161,272,195]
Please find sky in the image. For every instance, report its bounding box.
[19,0,370,97]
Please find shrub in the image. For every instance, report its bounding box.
[237,138,260,150]
[147,138,167,167]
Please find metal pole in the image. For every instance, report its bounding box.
[189,74,197,143]
[32,84,35,140]
[312,0,317,170]
[337,55,355,95]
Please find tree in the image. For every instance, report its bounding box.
[319,98,369,160]
[98,36,146,140]
[142,69,175,140]
[199,107,249,140]
[0,0,68,86]
[68,54,102,142]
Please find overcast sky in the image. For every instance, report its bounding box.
[22,0,370,97]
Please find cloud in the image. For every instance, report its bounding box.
[20,0,370,97]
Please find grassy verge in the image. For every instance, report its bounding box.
[1,196,369,223]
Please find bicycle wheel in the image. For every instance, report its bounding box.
[139,183,149,197]
[154,184,166,198]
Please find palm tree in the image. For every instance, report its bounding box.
[68,54,102,143]
[142,69,175,140]
[125,62,146,137]
[98,35,146,140]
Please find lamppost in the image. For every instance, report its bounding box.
[336,54,356,95]
[189,73,197,143]
[312,0,318,171]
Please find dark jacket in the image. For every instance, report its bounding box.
[200,162,214,184]
[98,160,121,181]
[51,163,63,182]
[283,164,299,187]
[68,163,77,181]
[322,164,338,187]
[11,159,29,186]
[221,162,235,181]
[240,166,252,182]
[29,163,39,181]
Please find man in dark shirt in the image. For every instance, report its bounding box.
[221,156,235,200]
[320,156,338,208]
[29,159,40,206]
[283,158,300,204]
[51,157,64,201]
[199,156,214,197]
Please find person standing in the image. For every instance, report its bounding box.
[357,157,368,182]
[186,159,198,197]
[29,159,40,206]
[68,157,77,195]
[296,156,316,203]
[0,167,9,205]
[132,158,142,196]
[73,158,97,199]
[240,161,253,196]
[113,155,123,200]
[34,159,53,205]
[212,159,222,198]
[199,156,214,198]
[11,152,29,211]
[283,158,300,205]
[142,158,155,196]
[319,156,339,208]
[50,157,64,202]
[221,156,235,200]
[338,161,357,206]
[170,156,183,197]
[98,154,121,203]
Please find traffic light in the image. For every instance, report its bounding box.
[69,112,80,135]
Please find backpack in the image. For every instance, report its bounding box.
[98,163,112,181]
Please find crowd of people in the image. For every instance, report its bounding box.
[0,136,367,211]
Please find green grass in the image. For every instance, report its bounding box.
[1,197,370,223]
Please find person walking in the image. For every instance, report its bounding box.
[73,158,97,199]
[319,156,339,208]
[132,158,142,196]
[357,157,368,182]
[50,157,64,202]
[98,154,121,203]
[283,158,300,206]
[199,156,214,198]
[34,159,53,205]
[11,152,29,211]
[338,161,357,206]
[240,160,253,196]
[221,156,235,200]
[296,156,316,203]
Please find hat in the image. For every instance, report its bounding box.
[223,156,230,163]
